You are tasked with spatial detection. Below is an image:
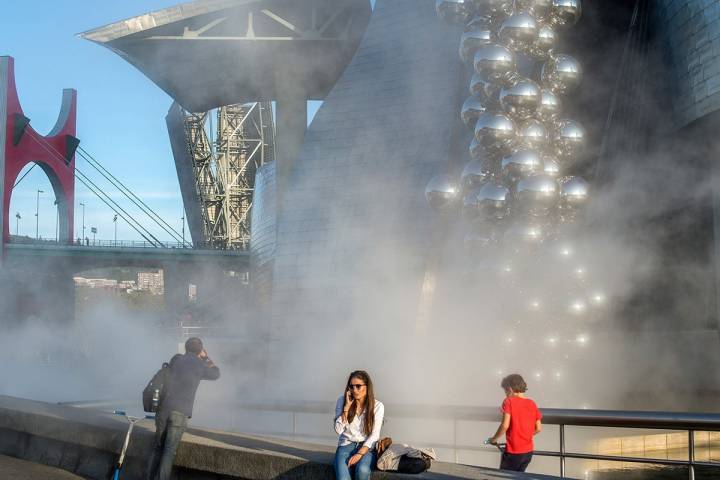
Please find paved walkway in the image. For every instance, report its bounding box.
[0,455,85,479]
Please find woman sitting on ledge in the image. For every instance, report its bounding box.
[333,370,384,480]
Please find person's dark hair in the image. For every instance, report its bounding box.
[185,337,203,354]
[501,374,527,393]
[345,370,376,436]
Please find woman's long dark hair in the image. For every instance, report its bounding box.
[345,370,375,436]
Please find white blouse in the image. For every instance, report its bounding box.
[333,395,385,449]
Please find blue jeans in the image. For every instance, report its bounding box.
[334,442,376,480]
[145,410,188,480]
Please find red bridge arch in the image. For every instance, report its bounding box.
[0,56,77,245]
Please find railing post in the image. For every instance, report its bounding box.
[292,411,297,440]
[560,424,566,478]
[453,418,458,463]
[689,430,695,480]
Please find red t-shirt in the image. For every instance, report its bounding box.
[501,397,542,454]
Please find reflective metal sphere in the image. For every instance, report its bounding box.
[541,54,583,95]
[550,0,582,28]
[516,173,559,216]
[469,139,503,174]
[425,174,460,214]
[470,72,501,104]
[498,12,539,52]
[461,96,487,130]
[500,77,541,118]
[517,118,549,150]
[528,25,556,59]
[461,159,492,189]
[542,155,562,177]
[460,28,495,64]
[436,0,473,25]
[474,44,516,83]
[471,0,514,16]
[558,175,589,207]
[516,0,552,20]
[504,220,546,246]
[553,119,586,161]
[475,181,511,220]
[537,88,562,121]
[474,112,517,153]
[501,149,543,181]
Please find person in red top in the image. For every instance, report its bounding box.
[487,374,542,472]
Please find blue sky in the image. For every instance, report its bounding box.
[1,1,366,242]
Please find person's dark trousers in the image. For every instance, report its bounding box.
[145,410,188,480]
[500,451,533,472]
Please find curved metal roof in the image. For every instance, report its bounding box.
[80,0,372,112]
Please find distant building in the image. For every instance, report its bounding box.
[137,270,165,295]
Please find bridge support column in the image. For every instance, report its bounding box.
[163,265,192,325]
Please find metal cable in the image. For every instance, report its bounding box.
[24,130,164,246]
[76,146,189,246]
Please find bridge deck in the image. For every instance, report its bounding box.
[2,243,250,270]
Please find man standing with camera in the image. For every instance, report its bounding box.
[145,337,220,480]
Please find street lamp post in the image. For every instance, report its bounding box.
[54,199,59,242]
[79,202,85,244]
[15,212,21,236]
[181,215,185,248]
[113,214,118,246]
[35,189,44,240]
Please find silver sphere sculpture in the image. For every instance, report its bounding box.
[500,77,541,119]
[516,0,552,20]
[529,25,556,59]
[474,44,516,84]
[550,0,582,28]
[501,149,544,182]
[537,88,562,122]
[553,118,587,162]
[498,12,539,52]
[504,220,546,246]
[542,156,562,177]
[475,181,512,220]
[542,54,583,95]
[461,160,492,190]
[426,174,461,214]
[517,118,549,150]
[470,72,501,104]
[474,112,517,153]
[558,175,589,207]
[472,0,514,16]
[460,28,495,64]
[436,0,473,25]
[461,96,487,130]
[516,173,560,216]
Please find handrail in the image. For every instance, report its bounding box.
[223,402,720,479]
[60,399,720,479]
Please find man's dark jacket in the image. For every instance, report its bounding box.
[161,353,220,418]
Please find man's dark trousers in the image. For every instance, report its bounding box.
[500,451,533,472]
[145,410,188,480]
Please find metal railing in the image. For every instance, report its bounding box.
[60,398,720,479]
[226,402,720,479]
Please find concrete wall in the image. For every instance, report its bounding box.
[267,0,464,389]
[0,395,552,480]
[655,0,720,129]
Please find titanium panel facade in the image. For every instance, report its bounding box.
[266,0,464,388]
[655,0,720,128]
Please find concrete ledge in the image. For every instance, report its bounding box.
[0,395,558,480]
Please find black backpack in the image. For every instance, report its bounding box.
[397,456,432,474]
[142,362,171,413]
